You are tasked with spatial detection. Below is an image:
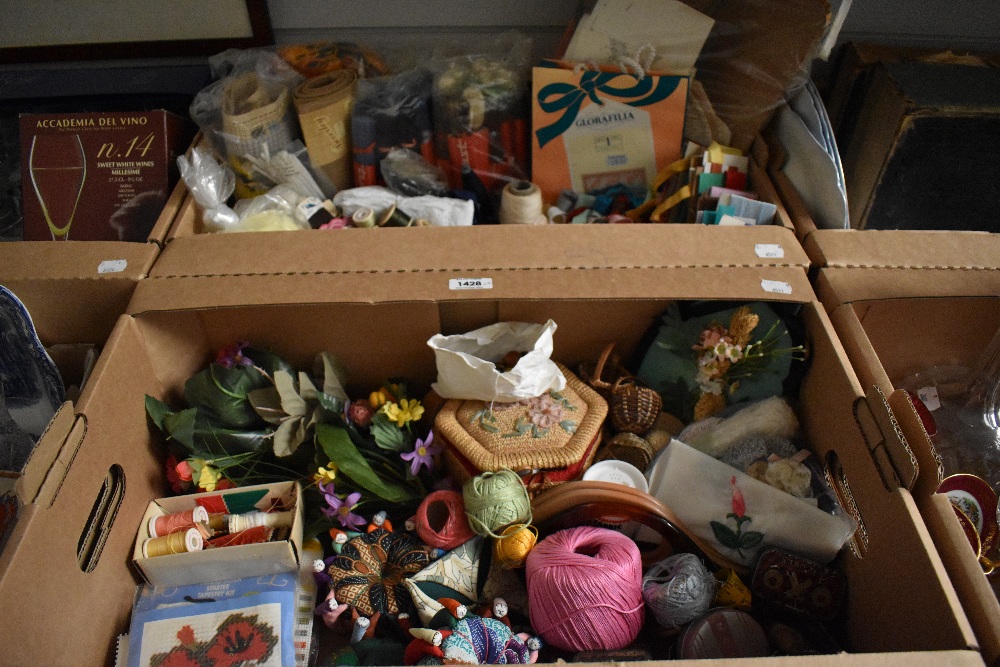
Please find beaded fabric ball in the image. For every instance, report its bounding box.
[327,528,430,616]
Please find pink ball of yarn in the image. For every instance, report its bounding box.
[526,526,644,652]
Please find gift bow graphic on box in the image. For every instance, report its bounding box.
[535,70,681,148]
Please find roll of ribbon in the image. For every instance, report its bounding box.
[294,70,359,191]
[499,180,547,225]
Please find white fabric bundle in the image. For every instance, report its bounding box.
[647,440,855,566]
[333,186,474,227]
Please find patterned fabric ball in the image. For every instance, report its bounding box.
[328,528,430,616]
[441,617,532,665]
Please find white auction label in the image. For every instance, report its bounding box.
[449,277,493,291]
[755,243,785,259]
[97,259,128,274]
[917,386,942,411]
[760,279,793,295]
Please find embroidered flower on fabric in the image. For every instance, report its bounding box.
[203,613,278,666]
[709,476,765,560]
[527,394,565,429]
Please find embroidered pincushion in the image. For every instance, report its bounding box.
[327,528,431,616]
[435,363,607,494]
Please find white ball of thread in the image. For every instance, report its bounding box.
[641,553,717,629]
[499,181,547,225]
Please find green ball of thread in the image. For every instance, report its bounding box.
[463,469,532,538]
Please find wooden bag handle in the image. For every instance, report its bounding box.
[531,480,745,575]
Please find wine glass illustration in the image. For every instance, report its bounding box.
[28,133,87,240]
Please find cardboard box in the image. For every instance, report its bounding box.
[132,481,303,587]
[0,244,984,664]
[816,263,1000,667]
[19,110,196,242]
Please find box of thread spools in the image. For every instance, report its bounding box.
[0,239,988,666]
[814,263,1000,666]
[132,481,303,587]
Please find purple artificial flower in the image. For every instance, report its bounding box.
[400,432,442,477]
[215,341,253,368]
[320,483,365,530]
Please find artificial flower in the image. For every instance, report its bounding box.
[215,341,253,368]
[400,432,442,476]
[694,324,729,352]
[320,485,366,530]
[198,464,222,492]
[383,398,424,427]
[166,455,187,493]
[215,478,236,490]
[175,459,194,482]
[347,400,374,428]
[314,463,338,485]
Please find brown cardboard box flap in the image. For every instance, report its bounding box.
[816,266,1000,313]
[807,229,1000,270]
[152,222,809,278]
[131,265,816,315]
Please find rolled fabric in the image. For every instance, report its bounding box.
[294,70,359,192]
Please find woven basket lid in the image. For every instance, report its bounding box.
[434,363,607,473]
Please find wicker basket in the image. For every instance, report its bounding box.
[435,363,607,494]
[588,343,663,436]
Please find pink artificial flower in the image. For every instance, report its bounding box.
[175,459,194,483]
[694,324,729,352]
[400,432,442,476]
[166,455,187,493]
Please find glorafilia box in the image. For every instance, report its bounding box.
[19,110,195,242]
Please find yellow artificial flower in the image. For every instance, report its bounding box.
[382,398,425,427]
[314,463,338,485]
[198,464,222,492]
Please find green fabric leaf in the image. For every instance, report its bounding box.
[316,424,413,502]
[248,386,287,424]
[710,520,741,550]
[245,347,296,380]
[317,391,346,416]
[162,407,197,451]
[370,412,407,451]
[191,417,270,456]
[145,395,173,430]
[318,352,350,401]
[273,417,306,457]
[274,370,308,418]
[184,364,267,429]
[299,372,318,402]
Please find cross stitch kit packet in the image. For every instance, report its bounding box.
[0,245,985,665]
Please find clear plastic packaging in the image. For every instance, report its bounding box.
[189,49,305,199]
[380,148,449,197]
[429,33,533,197]
[176,148,241,232]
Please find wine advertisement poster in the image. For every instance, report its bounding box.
[18,110,195,242]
